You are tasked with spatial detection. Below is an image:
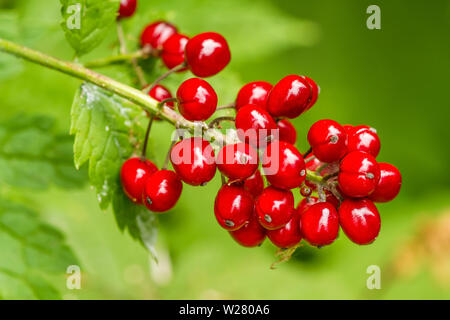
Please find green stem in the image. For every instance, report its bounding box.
[84,50,147,69]
[306,170,323,183]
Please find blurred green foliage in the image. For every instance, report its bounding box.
[0,0,449,299]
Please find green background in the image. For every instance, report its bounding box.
[0,0,449,299]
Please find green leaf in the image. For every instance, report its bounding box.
[0,198,79,300]
[0,115,86,190]
[60,0,120,56]
[70,83,158,256]
[0,11,23,79]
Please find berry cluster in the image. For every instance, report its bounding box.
[118,2,402,255]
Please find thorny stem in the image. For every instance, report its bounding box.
[208,116,236,129]
[144,62,188,93]
[0,37,329,185]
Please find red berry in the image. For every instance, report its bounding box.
[161,33,189,70]
[339,198,381,245]
[235,104,277,148]
[338,151,380,198]
[170,137,216,186]
[300,202,339,247]
[235,81,273,111]
[243,170,264,198]
[217,143,259,181]
[148,85,174,120]
[266,75,312,119]
[262,141,306,190]
[118,0,137,19]
[177,78,217,121]
[325,190,341,209]
[185,32,231,77]
[369,163,402,203]
[121,157,158,204]
[255,186,295,230]
[277,119,297,145]
[229,212,266,247]
[307,119,347,163]
[140,21,177,51]
[304,153,323,172]
[303,76,319,111]
[297,197,319,215]
[267,211,302,248]
[300,185,312,197]
[346,125,381,158]
[143,170,183,212]
[214,184,254,231]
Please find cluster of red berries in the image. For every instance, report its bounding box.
[118,0,402,252]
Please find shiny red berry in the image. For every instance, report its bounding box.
[185,32,231,77]
[143,170,183,212]
[118,0,137,19]
[297,197,319,215]
[177,78,217,121]
[148,85,174,120]
[339,198,381,245]
[217,143,259,181]
[255,186,295,230]
[303,76,319,111]
[267,211,302,248]
[140,21,177,51]
[262,141,306,190]
[243,170,264,198]
[300,185,312,197]
[214,184,254,231]
[300,202,339,247]
[170,137,216,186]
[266,75,312,119]
[235,81,273,111]
[346,125,381,158]
[161,33,189,70]
[369,163,402,203]
[121,157,158,204]
[235,104,277,148]
[277,119,297,145]
[307,119,347,163]
[338,151,380,198]
[229,212,266,247]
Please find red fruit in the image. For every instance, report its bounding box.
[338,151,380,198]
[266,75,312,119]
[255,186,295,230]
[235,81,273,111]
[343,125,354,134]
[300,202,339,247]
[339,199,381,245]
[303,76,319,111]
[369,163,402,203]
[325,190,341,209]
[161,33,189,70]
[214,184,254,231]
[277,119,297,145]
[235,104,277,148]
[148,84,175,119]
[307,119,347,163]
[297,197,319,215]
[243,170,264,198]
[300,185,312,197]
[177,78,217,121]
[304,153,323,172]
[118,0,137,19]
[121,157,158,204]
[170,137,216,186]
[346,125,381,158]
[229,212,266,247]
[217,143,259,181]
[185,32,231,77]
[267,211,302,248]
[143,170,182,212]
[262,141,306,190]
[140,21,177,51]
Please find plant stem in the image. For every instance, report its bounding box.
[208,116,235,129]
[84,50,148,69]
[306,170,323,183]
[217,102,236,110]
[303,147,312,158]
[144,62,187,93]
